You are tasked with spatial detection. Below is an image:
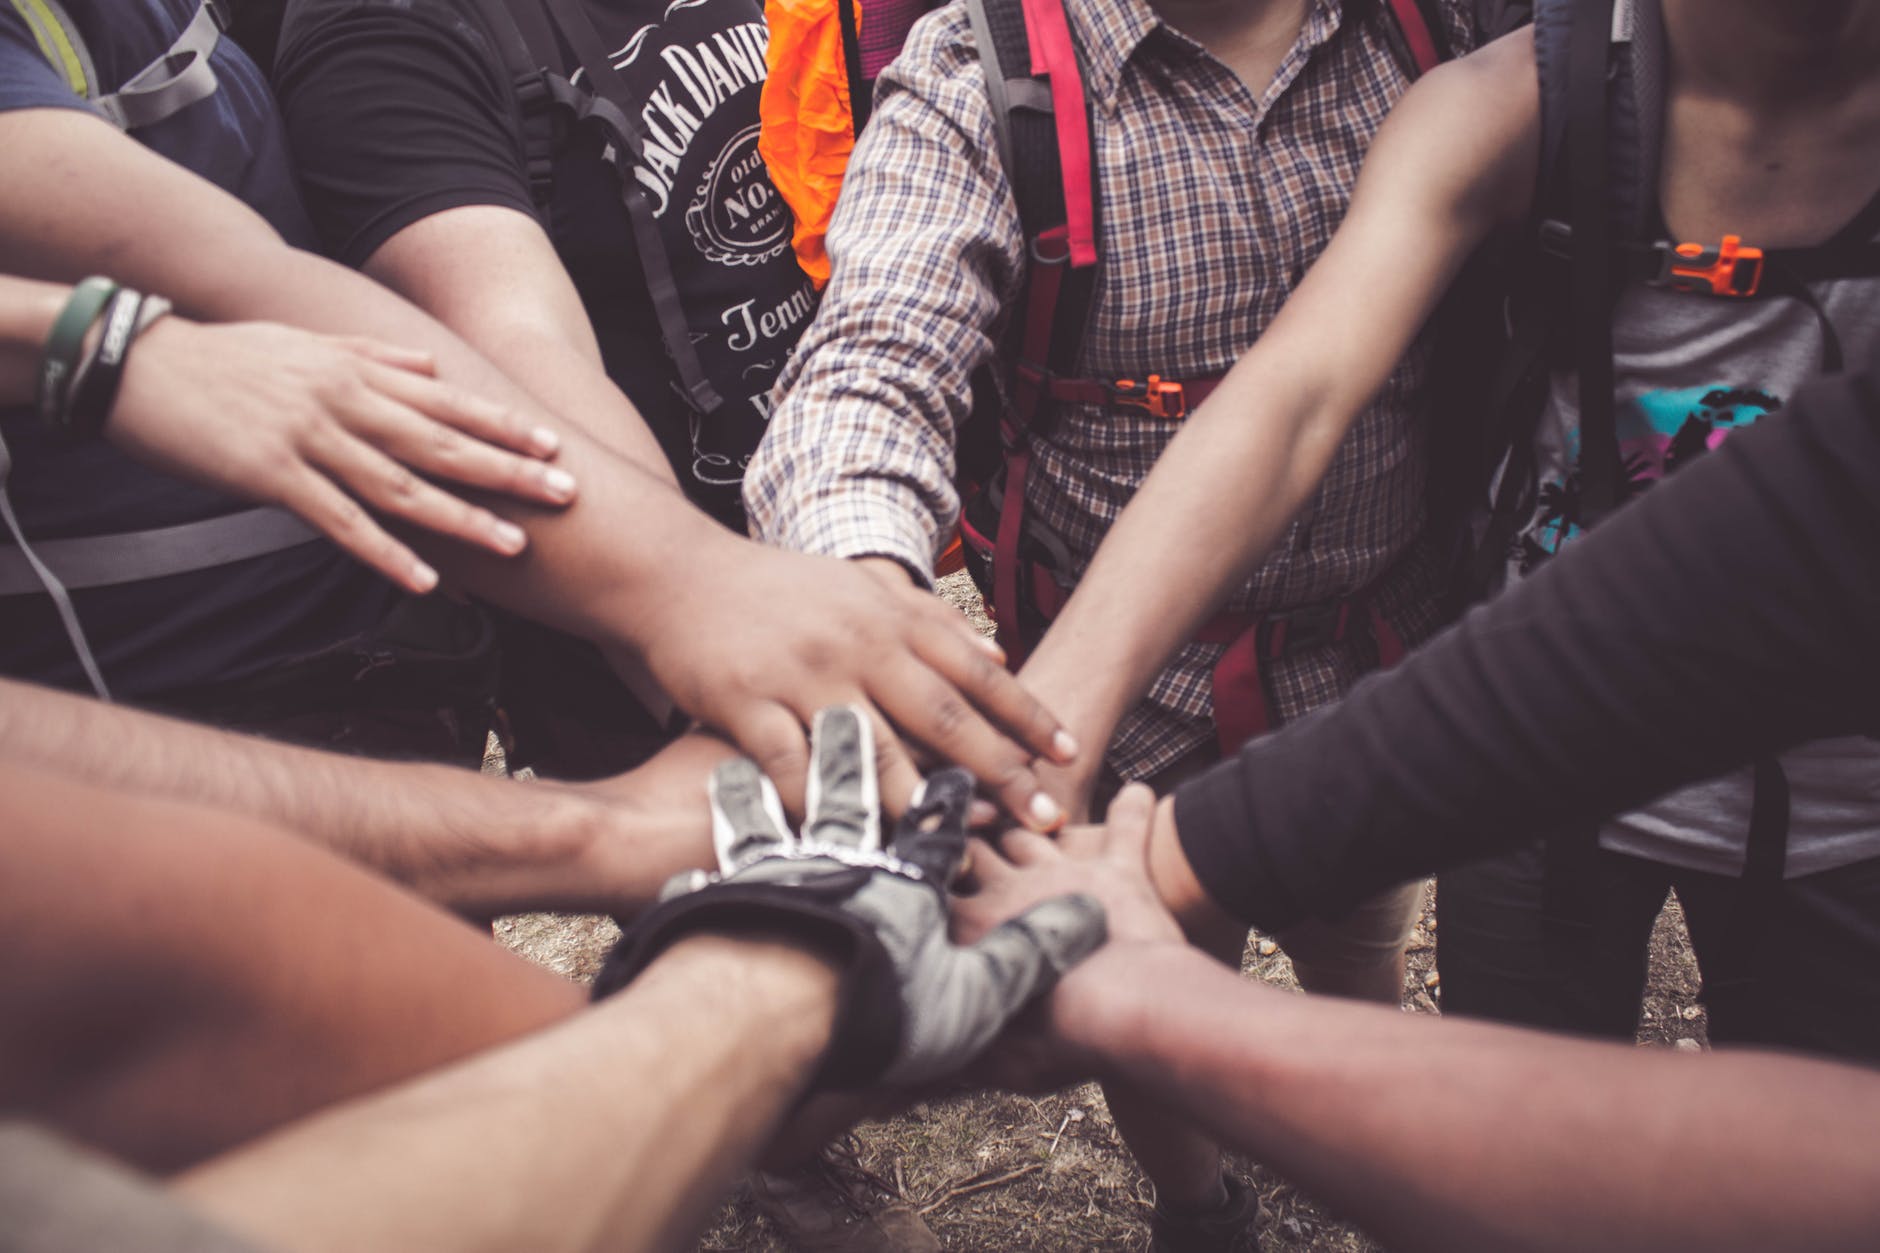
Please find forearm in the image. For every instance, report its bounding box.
[1,110,730,656]
[0,273,67,399]
[360,206,677,477]
[1073,946,1880,1253]
[0,676,613,909]
[178,935,840,1253]
[1165,369,1880,932]
[1017,367,1342,750]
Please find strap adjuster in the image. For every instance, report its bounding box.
[1109,374,1187,419]
[1650,235,1764,297]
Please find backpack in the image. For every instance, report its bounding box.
[465,0,747,433]
[1477,0,1880,583]
[1485,0,1880,978]
[762,0,1459,670]
[0,0,327,703]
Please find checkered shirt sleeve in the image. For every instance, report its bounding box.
[750,0,1476,779]
[744,7,1025,581]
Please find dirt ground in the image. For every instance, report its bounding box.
[494,573,1712,1252]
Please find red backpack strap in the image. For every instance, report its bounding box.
[1381,0,1455,78]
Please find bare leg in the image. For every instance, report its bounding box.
[0,764,584,1172]
[1280,880,1424,1005]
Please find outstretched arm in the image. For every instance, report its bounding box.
[957,787,1880,1253]
[1156,365,1880,941]
[0,104,1074,823]
[1018,32,1540,807]
[1077,946,1880,1253]
[178,935,841,1253]
[0,674,728,918]
[0,273,570,593]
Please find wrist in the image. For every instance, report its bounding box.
[1147,795,1247,961]
[1049,943,1198,1073]
[633,932,842,1067]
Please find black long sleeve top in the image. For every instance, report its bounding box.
[1173,370,1880,932]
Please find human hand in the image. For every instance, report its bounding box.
[593,706,1108,1087]
[949,784,1188,1088]
[108,317,576,593]
[635,544,1080,831]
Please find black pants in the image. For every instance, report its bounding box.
[160,598,671,780]
[1439,841,1880,1063]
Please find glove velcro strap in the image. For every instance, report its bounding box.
[594,877,906,1089]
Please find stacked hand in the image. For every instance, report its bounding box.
[111,317,576,593]
[595,706,1108,1086]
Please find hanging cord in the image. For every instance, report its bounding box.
[6,282,175,701]
[0,428,110,699]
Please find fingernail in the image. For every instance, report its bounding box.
[968,799,1000,827]
[544,467,577,501]
[493,520,527,553]
[411,560,439,592]
[530,426,561,456]
[1052,729,1079,761]
[975,634,1005,661]
[1028,792,1063,830]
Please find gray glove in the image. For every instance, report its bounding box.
[594,705,1107,1087]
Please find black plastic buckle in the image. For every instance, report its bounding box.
[1537,218,1575,261]
[1255,601,1348,659]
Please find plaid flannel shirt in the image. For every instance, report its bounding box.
[747,0,1473,780]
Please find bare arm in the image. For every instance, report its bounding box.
[0,273,575,592]
[178,934,839,1253]
[961,786,1880,1253]
[0,106,1074,822]
[362,205,677,476]
[0,674,729,918]
[1073,946,1880,1253]
[1018,33,1541,803]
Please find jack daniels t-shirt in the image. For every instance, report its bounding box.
[274,0,816,526]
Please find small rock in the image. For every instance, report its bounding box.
[1257,939,1279,957]
[1675,1038,1702,1053]
[1681,1005,1701,1021]
[1068,1108,1086,1123]
[1424,970,1442,989]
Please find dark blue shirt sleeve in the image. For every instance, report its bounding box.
[1173,369,1880,932]
[0,8,99,114]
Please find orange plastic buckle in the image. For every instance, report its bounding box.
[1657,234,1765,297]
[1111,374,1187,419]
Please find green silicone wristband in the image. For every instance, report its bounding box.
[37,277,120,432]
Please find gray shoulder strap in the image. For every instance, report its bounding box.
[93,0,230,131]
[0,421,324,702]
[0,428,110,699]
[23,0,230,132]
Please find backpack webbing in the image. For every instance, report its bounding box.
[467,0,728,416]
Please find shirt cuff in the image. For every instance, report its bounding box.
[752,489,943,588]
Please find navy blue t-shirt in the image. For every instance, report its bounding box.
[0,0,395,700]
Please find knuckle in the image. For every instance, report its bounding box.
[383,464,421,501]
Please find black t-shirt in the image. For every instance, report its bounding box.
[273,0,816,526]
[0,0,395,699]
[1172,370,1880,933]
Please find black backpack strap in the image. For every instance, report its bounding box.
[530,0,727,415]
[836,0,871,132]
[463,0,565,207]
[1561,0,1622,525]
